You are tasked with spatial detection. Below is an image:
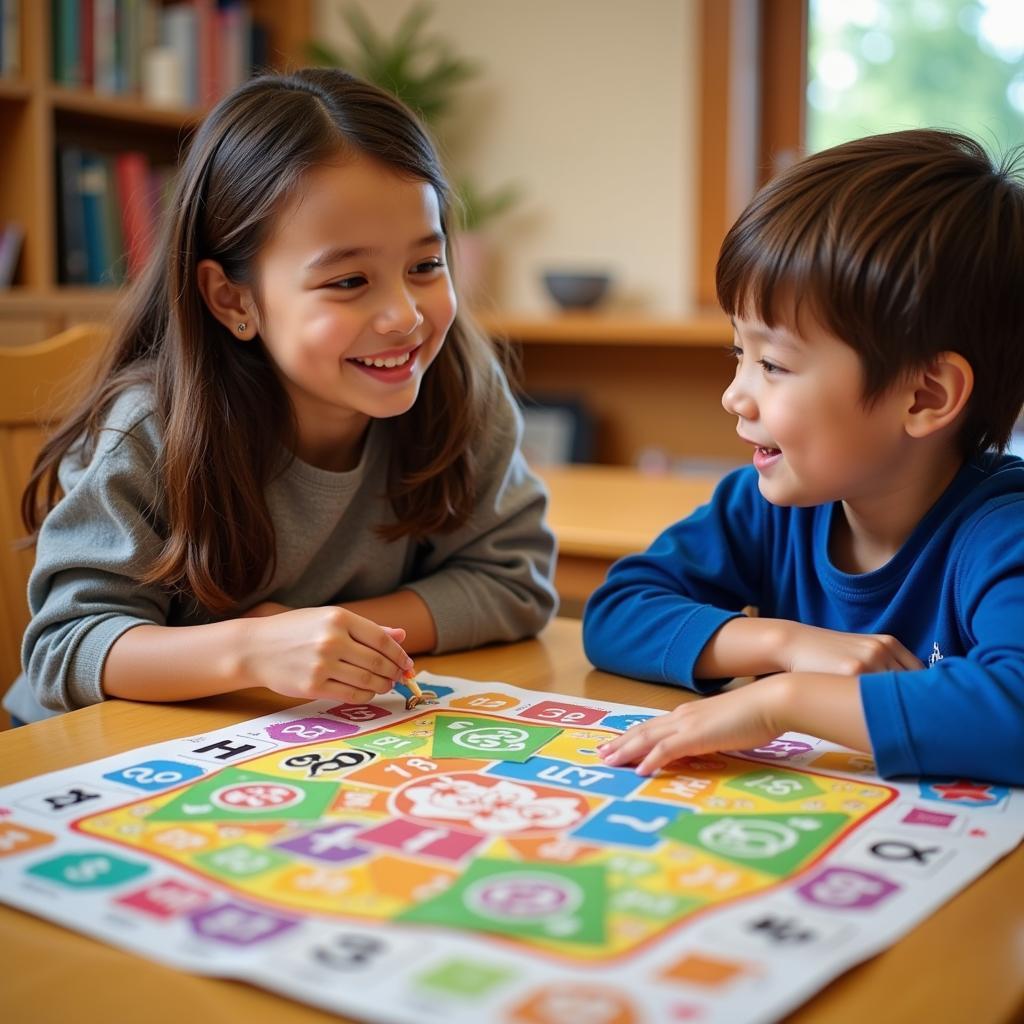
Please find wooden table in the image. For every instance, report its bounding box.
[536,465,720,614]
[1,618,1021,1023]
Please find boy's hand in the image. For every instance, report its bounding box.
[235,607,413,704]
[597,681,782,776]
[779,621,923,675]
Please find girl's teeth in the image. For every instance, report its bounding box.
[355,352,411,368]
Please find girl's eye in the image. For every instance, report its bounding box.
[331,275,368,290]
[758,358,785,375]
[726,344,742,360]
[411,258,445,275]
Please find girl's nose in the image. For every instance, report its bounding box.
[375,287,423,336]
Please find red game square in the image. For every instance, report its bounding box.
[357,819,485,862]
[519,701,606,726]
[116,879,212,919]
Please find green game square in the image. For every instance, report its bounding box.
[662,812,849,877]
[28,851,149,889]
[398,856,607,945]
[414,957,517,997]
[725,769,825,803]
[611,886,702,921]
[344,731,427,757]
[429,714,561,763]
[147,767,338,822]
[193,842,291,880]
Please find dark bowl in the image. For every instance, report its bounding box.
[542,271,611,310]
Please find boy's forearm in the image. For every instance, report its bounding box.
[102,620,249,702]
[765,672,872,753]
[694,616,792,678]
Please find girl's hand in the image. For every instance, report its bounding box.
[778,621,923,675]
[597,681,783,776]
[235,606,414,704]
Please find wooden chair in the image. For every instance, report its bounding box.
[0,324,108,714]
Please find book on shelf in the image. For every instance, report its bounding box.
[0,0,21,78]
[57,145,173,286]
[0,222,24,288]
[50,0,266,108]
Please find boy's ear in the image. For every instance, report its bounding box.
[196,259,257,339]
[904,352,974,439]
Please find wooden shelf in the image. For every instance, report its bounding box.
[477,311,733,347]
[0,78,30,101]
[48,86,202,129]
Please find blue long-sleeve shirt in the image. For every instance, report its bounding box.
[583,455,1024,784]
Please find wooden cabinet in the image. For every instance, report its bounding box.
[0,1,310,339]
[479,312,745,466]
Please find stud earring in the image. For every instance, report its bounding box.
[236,323,247,334]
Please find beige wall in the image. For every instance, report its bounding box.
[313,0,698,316]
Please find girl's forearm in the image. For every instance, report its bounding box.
[102,620,249,702]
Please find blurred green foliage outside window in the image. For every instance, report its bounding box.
[807,0,1024,153]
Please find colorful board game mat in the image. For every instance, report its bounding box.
[0,672,1020,1024]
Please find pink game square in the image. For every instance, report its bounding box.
[117,879,212,919]
[902,807,958,828]
[357,819,485,861]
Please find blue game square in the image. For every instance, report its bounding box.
[571,799,689,848]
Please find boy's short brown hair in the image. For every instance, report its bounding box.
[716,129,1024,455]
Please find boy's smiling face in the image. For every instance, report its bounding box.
[723,312,914,508]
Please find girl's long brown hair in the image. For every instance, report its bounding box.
[22,69,497,614]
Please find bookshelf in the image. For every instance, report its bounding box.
[0,0,311,343]
[0,2,741,468]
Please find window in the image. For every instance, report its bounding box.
[807,0,1024,154]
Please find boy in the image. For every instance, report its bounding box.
[584,129,1024,785]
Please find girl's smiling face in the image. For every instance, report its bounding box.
[251,156,456,468]
[722,312,914,509]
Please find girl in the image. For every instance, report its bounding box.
[6,69,557,726]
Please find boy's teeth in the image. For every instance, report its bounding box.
[354,351,411,368]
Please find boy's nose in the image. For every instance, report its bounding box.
[722,376,756,420]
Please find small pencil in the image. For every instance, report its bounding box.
[404,673,422,699]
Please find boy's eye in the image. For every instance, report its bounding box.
[726,344,742,360]
[758,358,785,375]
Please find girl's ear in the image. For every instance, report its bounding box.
[905,351,974,439]
[196,259,257,339]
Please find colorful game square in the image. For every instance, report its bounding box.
[265,718,360,744]
[188,901,298,946]
[147,768,338,823]
[28,851,149,889]
[325,703,393,724]
[918,779,1009,807]
[571,799,689,848]
[449,692,523,713]
[103,760,205,792]
[0,822,54,857]
[116,878,213,918]
[488,757,646,798]
[357,818,486,862]
[662,813,850,877]
[795,866,900,909]
[430,714,561,762]
[518,701,607,727]
[274,822,370,864]
[398,857,608,946]
[414,957,518,997]
[345,730,428,758]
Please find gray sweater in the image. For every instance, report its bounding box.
[6,371,557,723]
